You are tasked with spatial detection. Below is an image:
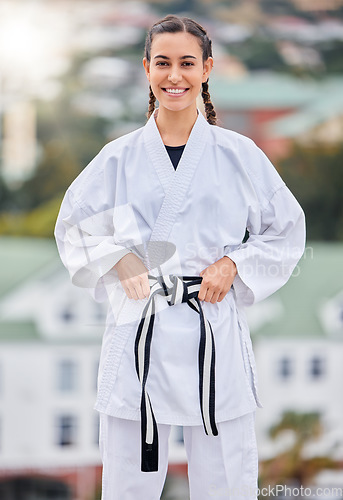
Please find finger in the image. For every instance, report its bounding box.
[203,289,215,303]
[123,285,133,300]
[217,291,227,302]
[141,276,151,298]
[129,287,139,301]
[134,273,150,300]
[136,282,148,300]
[210,290,221,304]
[198,284,206,301]
[199,280,216,302]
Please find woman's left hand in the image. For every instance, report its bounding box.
[198,256,237,303]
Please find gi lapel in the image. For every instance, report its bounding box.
[143,108,209,244]
[143,110,175,195]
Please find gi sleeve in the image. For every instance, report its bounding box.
[224,139,306,307]
[54,188,132,302]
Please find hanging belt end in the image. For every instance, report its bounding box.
[141,441,159,472]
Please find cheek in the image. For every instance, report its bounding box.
[150,70,164,85]
[190,70,205,86]
[191,78,203,94]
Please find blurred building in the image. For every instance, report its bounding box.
[0,238,103,500]
[1,236,343,494]
[2,101,37,187]
[2,238,343,494]
[265,79,343,147]
[251,242,343,485]
[212,74,343,160]
[0,237,187,499]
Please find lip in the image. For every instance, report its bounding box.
[162,87,189,97]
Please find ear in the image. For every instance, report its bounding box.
[202,57,214,83]
[143,57,150,82]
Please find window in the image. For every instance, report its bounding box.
[57,360,77,392]
[278,356,293,379]
[56,415,77,447]
[60,306,75,323]
[309,356,325,379]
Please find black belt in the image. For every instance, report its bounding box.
[134,274,218,472]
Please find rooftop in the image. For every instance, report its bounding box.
[250,242,343,339]
[0,237,58,299]
[211,73,343,112]
[266,77,343,137]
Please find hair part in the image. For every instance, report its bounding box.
[144,15,217,125]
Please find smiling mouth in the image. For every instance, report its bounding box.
[162,88,189,95]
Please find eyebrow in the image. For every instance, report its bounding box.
[153,55,197,60]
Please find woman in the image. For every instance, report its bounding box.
[55,14,306,500]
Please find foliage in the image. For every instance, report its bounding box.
[269,411,322,443]
[0,196,63,238]
[277,141,343,241]
[0,175,11,210]
[260,411,339,488]
[225,36,288,73]
[0,95,109,231]
[317,40,343,75]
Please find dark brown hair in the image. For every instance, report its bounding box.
[144,15,217,125]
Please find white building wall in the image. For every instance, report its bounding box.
[0,343,101,469]
[254,337,343,459]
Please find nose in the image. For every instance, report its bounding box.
[168,68,182,84]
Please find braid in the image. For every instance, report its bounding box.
[202,80,217,125]
[146,85,156,119]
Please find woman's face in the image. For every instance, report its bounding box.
[143,31,213,114]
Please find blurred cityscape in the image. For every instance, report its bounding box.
[1,0,343,499]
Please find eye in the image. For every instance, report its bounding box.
[155,61,168,66]
[182,61,194,66]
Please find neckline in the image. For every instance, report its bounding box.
[143,108,208,194]
[164,144,186,150]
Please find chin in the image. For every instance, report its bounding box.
[158,100,195,113]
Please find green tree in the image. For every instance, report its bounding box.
[260,411,338,488]
[226,36,287,72]
[318,40,343,74]
[0,174,11,211]
[278,141,343,241]
[0,95,110,237]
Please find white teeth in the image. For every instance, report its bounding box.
[165,88,186,94]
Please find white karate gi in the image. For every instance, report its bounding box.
[55,108,305,497]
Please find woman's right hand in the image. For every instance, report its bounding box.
[114,252,150,300]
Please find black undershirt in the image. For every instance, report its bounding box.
[165,144,186,170]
